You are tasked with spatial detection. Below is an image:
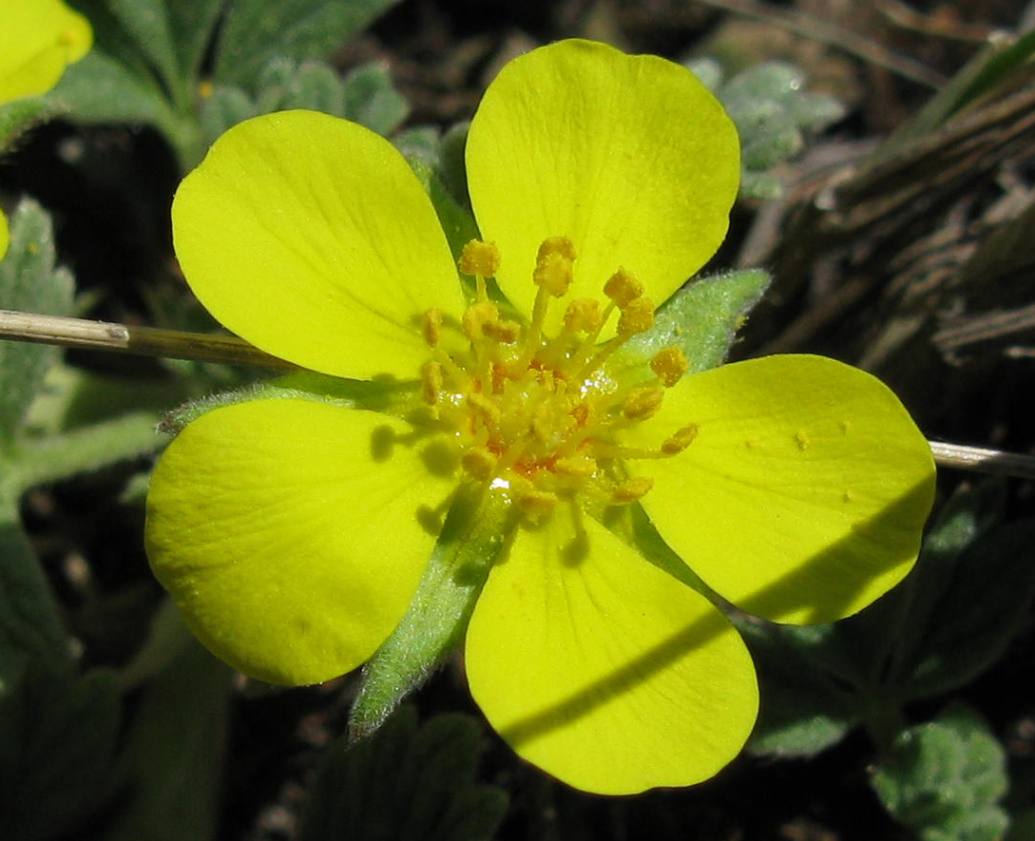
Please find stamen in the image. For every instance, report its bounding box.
[421,308,442,347]
[537,236,577,262]
[612,476,654,503]
[650,347,689,387]
[458,240,501,277]
[563,298,603,334]
[617,296,655,337]
[554,454,596,478]
[483,319,521,343]
[421,360,443,405]
[468,392,501,426]
[622,387,665,421]
[603,268,643,307]
[462,302,499,341]
[461,447,497,481]
[661,424,699,454]
[533,251,574,298]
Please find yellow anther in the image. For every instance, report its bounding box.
[532,397,576,445]
[554,454,596,478]
[650,347,689,387]
[458,239,501,277]
[461,447,497,481]
[563,298,603,333]
[537,236,576,263]
[483,319,521,343]
[661,424,699,455]
[612,476,654,503]
[517,488,559,522]
[617,296,655,336]
[468,392,501,425]
[622,386,664,421]
[604,268,643,307]
[421,360,443,405]
[533,251,573,297]
[421,308,442,347]
[462,301,499,341]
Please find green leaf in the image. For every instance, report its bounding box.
[199,83,259,147]
[436,121,470,209]
[7,411,163,493]
[899,516,1035,699]
[0,98,56,150]
[301,706,508,841]
[349,487,512,740]
[0,666,123,841]
[872,704,1009,841]
[45,50,186,144]
[343,61,410,135]
[0,200,75,443]
[737,619,858,758]
[214,0,401,90]
[103,639,231,841]
[606,268,770,384]
[102,0,185,105]
[0,497,70,681]
[396,125,441,169]
[166,0,224,85]
[291,60,346,113]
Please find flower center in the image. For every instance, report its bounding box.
[420,237,696,522]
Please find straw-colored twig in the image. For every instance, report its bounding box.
[0,308,292,369]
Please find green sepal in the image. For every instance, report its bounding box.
[606,268,770,385]
[301,706,507,841]
[348,486,514,741]
[157,369,419,434]
[0,200,74,444]
[871,703,1009,841]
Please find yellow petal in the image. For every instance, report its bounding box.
[0,0,92,105]
[0,209,8,261]
[625,355,935,625]
[146,398,457,685]
[466,512,758,794]
[172,111,465,380]
[466,39,739,337]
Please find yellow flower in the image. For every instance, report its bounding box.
[0,0,92,106]
[0,0,92,259]
[146,40,935,795]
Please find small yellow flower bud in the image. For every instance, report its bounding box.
[198,79,215,99]
[458,239,501,276]
[622,386,664,421]
[603,268,643,307]
[421,308,442,347]
[617,296,655,336]
[563,298,602,333]
[421,360,443,405]
[462,301,499,341]
[650,347,689,387]
[661,424,699,454]
[533,251,573,297]
[461,447,497,481]
[537,236,576,262]
[612,476,654,503]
